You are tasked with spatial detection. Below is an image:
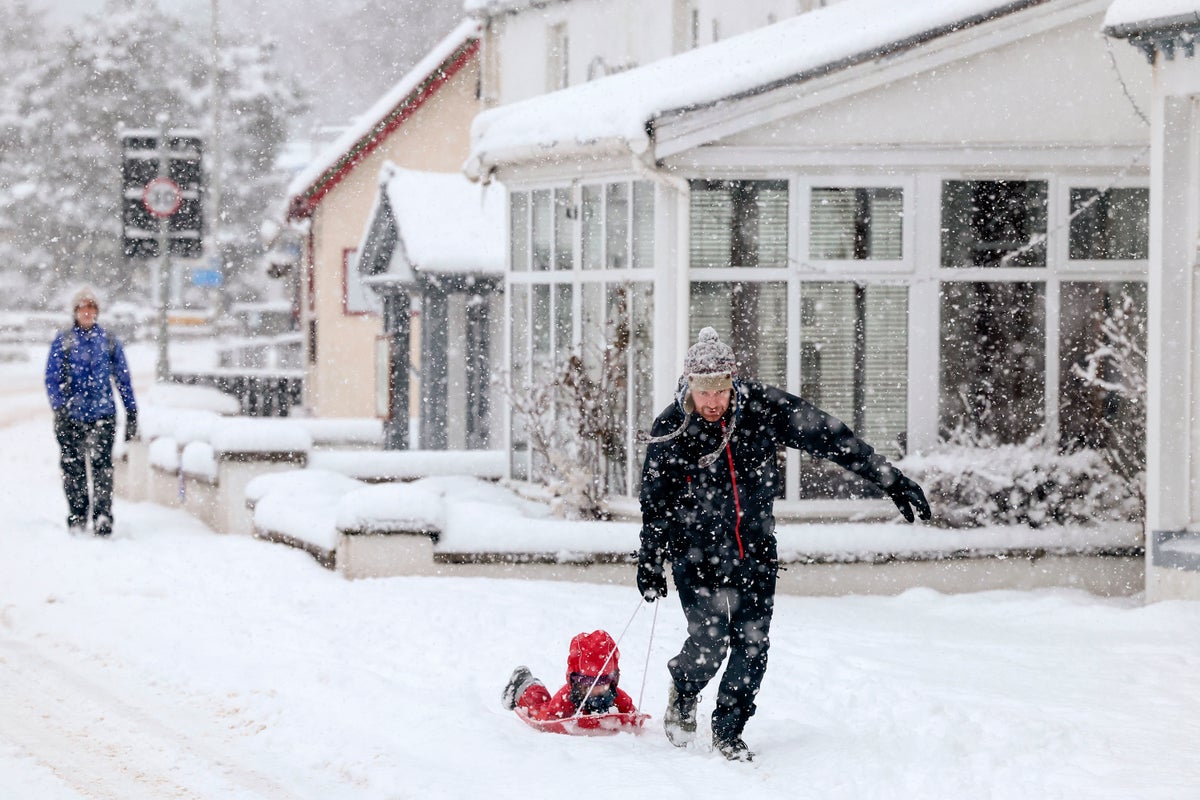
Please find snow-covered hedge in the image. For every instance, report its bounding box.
[900,444,1140,529]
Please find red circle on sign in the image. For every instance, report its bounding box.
[143,177,183,218]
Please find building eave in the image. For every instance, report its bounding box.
[1104,13,1200,63]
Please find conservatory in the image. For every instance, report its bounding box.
[468,0,1151,508]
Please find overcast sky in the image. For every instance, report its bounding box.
[27,0,466,130]
[33,0,203,26]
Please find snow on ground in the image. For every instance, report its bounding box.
[1,345,1199,799]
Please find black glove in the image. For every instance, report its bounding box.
[636,548,668,602]
[124,411,138,442]
[885,472,932,523]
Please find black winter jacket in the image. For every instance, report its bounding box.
[638,380,898,569]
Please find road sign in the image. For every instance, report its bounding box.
[143,177,183,218]
[191,268,223,288]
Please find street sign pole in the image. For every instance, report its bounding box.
[148,116,178,382]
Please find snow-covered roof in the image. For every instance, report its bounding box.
[287,19,480,219]
[1105,0,1200,31]
[468,0,1049,175]
[461,0,546,14]
[361,163,506,278]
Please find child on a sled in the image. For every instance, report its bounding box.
[502,630,641,729]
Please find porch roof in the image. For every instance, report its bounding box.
[466,0,1050,177]
[287,19,480,220]
[360,163,505,282]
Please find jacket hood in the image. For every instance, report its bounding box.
[566,630,620,677]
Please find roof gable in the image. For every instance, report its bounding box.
[468,0,1071,175]
[288,19,480,220]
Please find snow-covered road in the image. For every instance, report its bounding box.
[1,346,1199,799]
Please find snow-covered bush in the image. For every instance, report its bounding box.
[900,438,1140,529]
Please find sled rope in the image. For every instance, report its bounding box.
[567,597,646,721]
[637,600,658,711]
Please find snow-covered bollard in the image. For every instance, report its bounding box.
[115,434,150,502]
[333,483,444,579]
[181,441,220,530]
[209,419,312,535]
[147,436,183,508]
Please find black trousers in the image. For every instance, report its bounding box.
[668,546,777,742]
[54,414,115,528]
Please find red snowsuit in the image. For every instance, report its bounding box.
[516,631,638,729]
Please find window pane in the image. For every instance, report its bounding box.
[532,284,552,370]
[509,284,530,479]
[554,188,574,270]
[605,183,629,270]
[581,282,603,381]
[605,284,630,491]
[510,191,529,272]
[941,181,1047,268]
[630,281,654,496]
[632,181,655,270]
[581,185,602,271]
[531,189,552,271]
[554,283,573,361]
[1059,282,1146,454]
[690,180,788,268]
[940,281,1045,442]
[1069,188,1149,260]
[530,284,553,482]
[810,187,903,260]
[689,281,786,386]
[798,283,908,499]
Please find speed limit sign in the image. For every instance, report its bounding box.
[143,177,183,218]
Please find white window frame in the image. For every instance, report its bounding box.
[795,175,916,275]
[1054,176,1151,275]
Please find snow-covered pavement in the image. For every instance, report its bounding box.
[1,349,1199,799]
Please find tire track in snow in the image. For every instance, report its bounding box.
[0,638,297,800]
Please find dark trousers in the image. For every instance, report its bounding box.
[54,414,115,528]
[668,550,777,741]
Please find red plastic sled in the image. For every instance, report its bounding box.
[515,709,650,736]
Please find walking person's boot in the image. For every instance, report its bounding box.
[663,685,699,746]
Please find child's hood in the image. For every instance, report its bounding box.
[566,630,620,677]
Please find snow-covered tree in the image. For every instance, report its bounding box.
[0,0,305,309]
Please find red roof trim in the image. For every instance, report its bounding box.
[288,38,480,221]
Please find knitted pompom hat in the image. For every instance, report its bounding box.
[684,326,736,393]
[70,285,101,312]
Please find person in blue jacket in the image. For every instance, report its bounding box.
[44,287,137,537]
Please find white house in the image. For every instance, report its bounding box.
[466,0,840,106]
[1105,0,1200,601]
[467,0,1152,512]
